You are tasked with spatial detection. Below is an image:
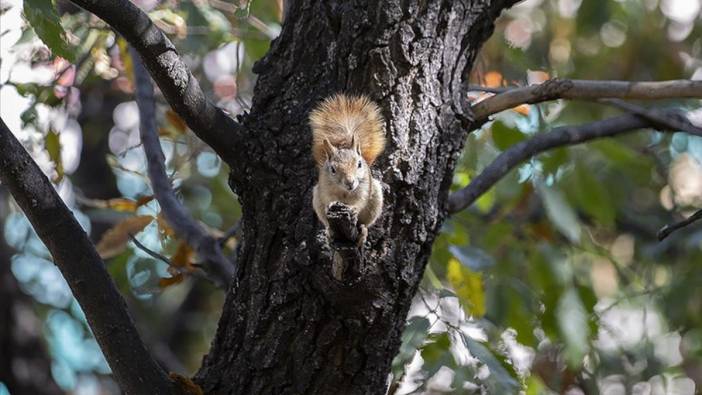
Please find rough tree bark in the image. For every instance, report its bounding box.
[194,1,517,393]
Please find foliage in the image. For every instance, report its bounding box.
[1,0,701,393]
[390,0,702,393]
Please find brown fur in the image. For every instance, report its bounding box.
[310,94,386,245]
[310,94,385,167]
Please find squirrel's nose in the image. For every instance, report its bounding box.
[346,180,358,191]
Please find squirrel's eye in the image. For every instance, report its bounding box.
[357,160,362,168]
[329,166,336,174]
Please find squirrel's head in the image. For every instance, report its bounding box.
[321,136,368,192]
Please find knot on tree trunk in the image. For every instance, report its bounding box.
[326,202,364,282]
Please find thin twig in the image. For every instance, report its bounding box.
[130,47,235,287]
[218,220,241,247]
[447,110,702,213]
[471,79,702,121]
[128,233,172,266]
[128,234,218,286]
[657,209,702,240]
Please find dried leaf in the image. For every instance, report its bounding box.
[96,215,154,258]
[159,273,185,288]
[484,71,503,87]
[512,104,530,115]
[165,110,187,134]
[527,70,550,85]
[168,372,203,395]
[171,241,195,271]
[135,195,155,207]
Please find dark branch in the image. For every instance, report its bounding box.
[69,0,242,160]
[0,118,179,394]
[447,111,702,213]
[471,79,702,121]
[130,48,234,287]
[598,98,702,136]
[658,209,702,241]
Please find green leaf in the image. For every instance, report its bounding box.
[492,121,527,151]
[540,148,569,176]
[538,184,581,243]
[576,284,599,336]
[487,281,537,346]
[20,106,38,128]
[591,140,653,184]
[564,163,615,227]
[528,250,563,339]
[23,0,76,61]
[460,333,520,394]
[392,317,431,376]
[45,130,63,182]
[556,288,589,367]
[13,82,41,97]
[420,333,453,380]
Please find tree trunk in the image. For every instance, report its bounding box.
[196,0,514,393]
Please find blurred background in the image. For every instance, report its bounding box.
[0,0,700,394]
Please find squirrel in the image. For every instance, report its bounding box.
[310,93,386,246]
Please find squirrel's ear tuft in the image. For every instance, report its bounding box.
[322,138,336,160]
[351,134,361,155]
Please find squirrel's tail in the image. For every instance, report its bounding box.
[310,94,385,166]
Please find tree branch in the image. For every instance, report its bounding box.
[68,0,242,160]
[130,47,235,287]
[657,209,702,241]
[471,79,702,121]
[598,98,702,135]
[0,118,179,394]
[447,111,702,213]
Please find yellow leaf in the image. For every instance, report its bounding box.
[105,198,138,212]
[159,273,185,288]
[171,241,195,271]
[96,215,154,259]
[118,37,133,83]
[484,71,503,87]
[447,258,485,317]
